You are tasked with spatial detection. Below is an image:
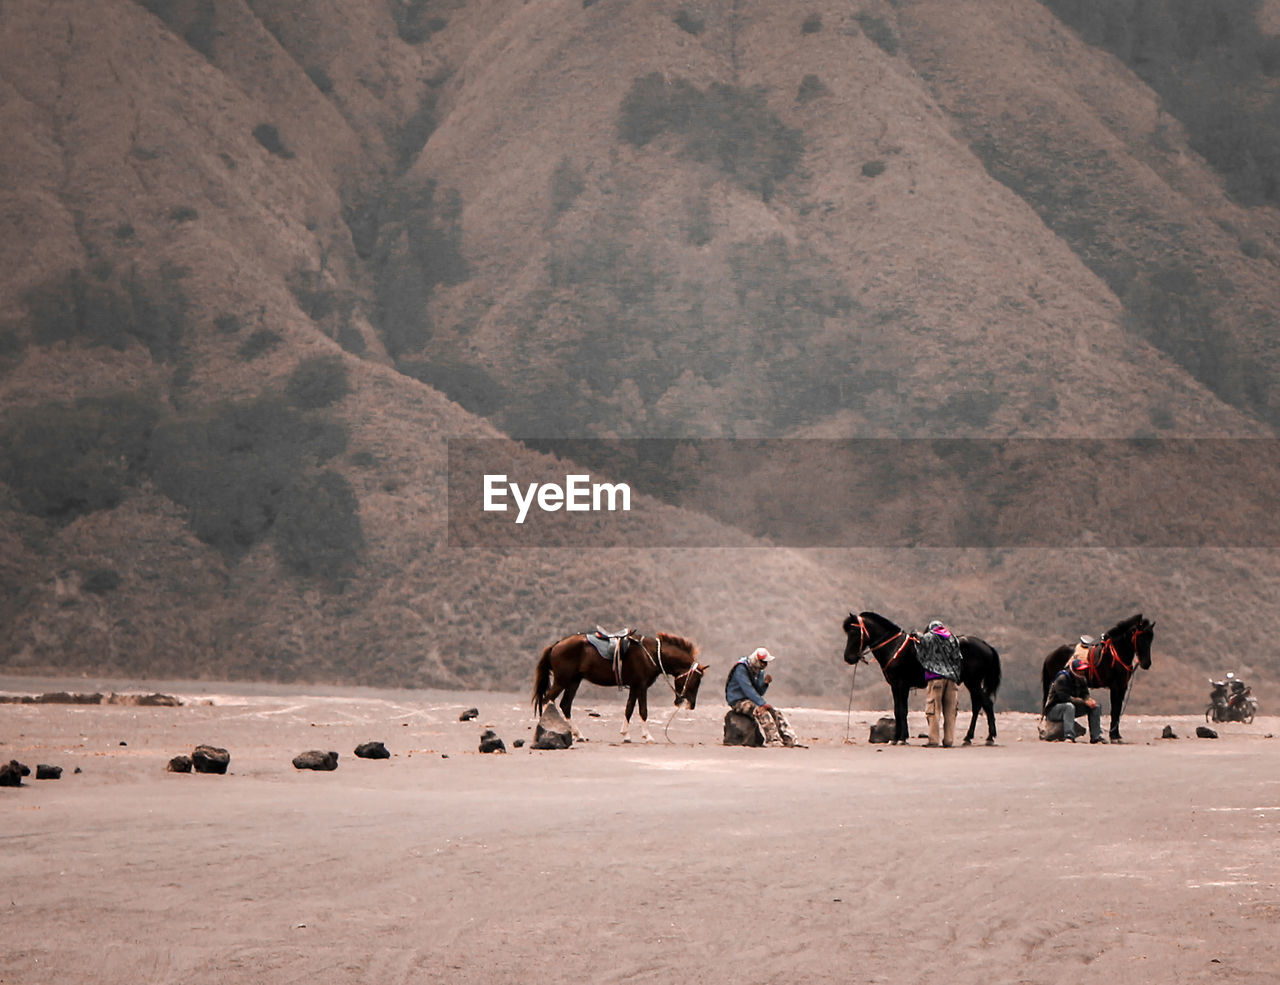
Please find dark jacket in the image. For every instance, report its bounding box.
[917,630,963,682]
[725,657,770,707]
[1045,669,1090,714]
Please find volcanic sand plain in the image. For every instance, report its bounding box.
[3,677,1279,985]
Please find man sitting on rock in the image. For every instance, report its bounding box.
[725,647,799,747]
[1044,654,1105,744]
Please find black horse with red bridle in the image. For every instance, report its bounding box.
[842,611,1002,745]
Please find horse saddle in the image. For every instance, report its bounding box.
[585,627,633,663]
[1071,641,1100,683]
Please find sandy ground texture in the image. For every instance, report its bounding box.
[2,676,1279,985]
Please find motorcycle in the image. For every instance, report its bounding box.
[1206,677,1257,724]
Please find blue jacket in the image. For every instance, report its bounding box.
[725,657,769,707]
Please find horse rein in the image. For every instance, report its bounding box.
[636,635,702,702]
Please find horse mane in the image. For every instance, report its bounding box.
[656,632,699,658]
[859,610,902,631]
[1104,612,1145,638]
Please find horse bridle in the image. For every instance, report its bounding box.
[638,635,703,702]
[847,614,912,669]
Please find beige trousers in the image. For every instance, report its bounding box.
[925,678,959,747]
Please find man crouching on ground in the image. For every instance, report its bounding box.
[726,647,800,747]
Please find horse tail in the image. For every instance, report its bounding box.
[532,643,555,716]
[984,644,1002,699]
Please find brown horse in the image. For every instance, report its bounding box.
[532,632,708,743]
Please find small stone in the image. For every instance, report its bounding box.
[292,750,339,771]
[868,717,897,744]
[459,708,479,722]
[192,744,230,774]
[1,760,31,786]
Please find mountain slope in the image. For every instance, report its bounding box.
[1,0,1279,715]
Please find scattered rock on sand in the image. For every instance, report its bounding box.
[723,710,763,747]
[532,705,573,750]
[192,745,230,774]
[37,692,102,704]
[354,741,390,759]
[479,730,506,753]
[459,708,479,721]
[1,760,31,786]
[1162,725,1178,739]
[1196,726,1218,739]
[35,764,62,780]
[293,750,339,771]
[167,756,192,773]
[107,692,182,706]
[868,717,897,744]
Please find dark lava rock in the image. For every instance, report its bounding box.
[459,708,479,721]
[868,717,897,744]
[1196,726,1219,739]
[292,750,339,771]
[1161,725,1178,739]
[354,741,390,759]
[167,755,193,773]
[108,692,182,706]
[479,730,506,753]
[723,710,763,747]
[192,744,230,774]
[513,739,525,748]
[532,705,574,750]
[1,760,31,786]
[35,764,62,780]
[36,692,103,704]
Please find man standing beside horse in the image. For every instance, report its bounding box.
[725,647,799,747]
[917,620,963,748]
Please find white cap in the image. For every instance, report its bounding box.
[752,647,775,663]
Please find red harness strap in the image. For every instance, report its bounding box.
[851,616,913,671]
[1089,638,1135,686]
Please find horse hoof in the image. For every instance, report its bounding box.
[962,738,972,746]
[621,737,631,744]
[985,738,996,746]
